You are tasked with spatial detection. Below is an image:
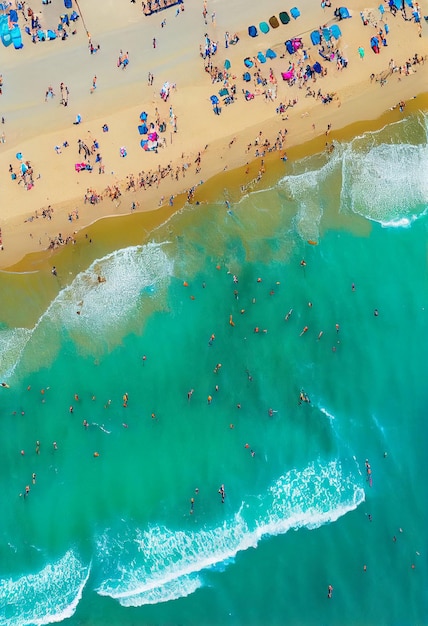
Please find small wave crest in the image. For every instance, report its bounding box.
[0,550,90,626]
[279,149,342,242]
[340,124,428,225]
[0,327,32,381]
[96,459,364,607]
[3,242,174,378]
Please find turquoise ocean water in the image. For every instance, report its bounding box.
[0,114,427,625]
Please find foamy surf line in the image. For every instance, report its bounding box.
[0,550,90,626]
[0,242,174,382]
[96,460,365,607]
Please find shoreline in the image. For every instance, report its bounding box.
[0,0,427,275]
[1,97,426,330]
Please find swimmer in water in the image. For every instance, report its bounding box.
[300,326,309,336]
[285,309,293,321]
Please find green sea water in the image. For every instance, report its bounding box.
[0,114,427,626]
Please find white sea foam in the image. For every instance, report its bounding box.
[0,550,90,626]
[0,327,32,381]
[279,149,342,242]
[0,242,174,380]
[340,137,428,226]
[319,406,336,421]
[96,459,364,607]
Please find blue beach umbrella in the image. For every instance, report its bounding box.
[224,59,231,70]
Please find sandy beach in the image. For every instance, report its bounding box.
[0,0,427,271]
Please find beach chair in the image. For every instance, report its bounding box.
[269,15,280,28]
[259,21,270,34]
[310,30,321,45]
[279,11,290,24]
[248,25,257,37]
[290,7,300,19]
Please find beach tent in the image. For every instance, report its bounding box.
[260,21,270,33]
[248,25,258,37]
[140,111,148,121]
[224,59,231,70]
[38,29,46,41]
[70,10,79,21]
[257,51,266,63]
[210,95,219,105]
[219,87,229,97]
[269,15,280,28]
[290,7,301,19]
[243,71,251,81]
[313,61,322,73]
[138,123,148,135]
[266,48,277,59]
[244,57,254,67]
[330,24,342,39]
[310,30,321,45]
[279,11,290,24]
[9,9,18,23]
[339,7,351,18]
[47,29,57,40]
[64,0,72,8]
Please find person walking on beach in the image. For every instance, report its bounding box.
[90,76,97,93]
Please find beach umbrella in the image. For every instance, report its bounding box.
[224,59,231,70]
[20,162,28,174]
[210,95,219,105]
[266,48,277,59]
[16,152,23,160]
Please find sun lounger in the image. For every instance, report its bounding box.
[269,15,280,28]
[290,7,300,19]
[279,11,290,24]
[259,21,269,33]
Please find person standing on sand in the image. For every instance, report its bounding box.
[90,76,97,93]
